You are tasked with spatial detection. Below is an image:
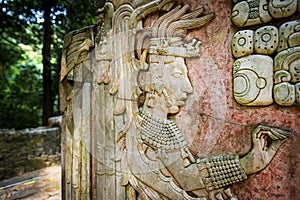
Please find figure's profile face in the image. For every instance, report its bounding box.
[161,57,193,113]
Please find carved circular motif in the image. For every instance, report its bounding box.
[234,73,251,97]
[256,77,267,89]
[238,37,246,46]
[233,73,250,96]
[261,33,271,42]
[234,69,261,104]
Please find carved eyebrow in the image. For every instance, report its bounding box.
[172,68,183,73]
[173,64,187,73]
[171,70,183,78]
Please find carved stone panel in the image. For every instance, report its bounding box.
[274,47,300,105]
[254,25,278,54]
[60,1,300,200]
[233,55,273,106]
[231,3,300,107]
[231,0,298,27]
[232,30,254,58]
[277,19,300,52]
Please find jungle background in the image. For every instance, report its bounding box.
[1,0,95,129]
[1,0,97,198]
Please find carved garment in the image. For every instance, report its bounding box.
[125,109,247,200]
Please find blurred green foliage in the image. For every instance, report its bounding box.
[0,0,95,129]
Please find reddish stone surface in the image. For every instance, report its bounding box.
[173,1,300,199]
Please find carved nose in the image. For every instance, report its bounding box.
[182,79,193,94]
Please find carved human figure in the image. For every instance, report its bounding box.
[60,1,292,199]
[123,6,291,200]
[141,55,193,117]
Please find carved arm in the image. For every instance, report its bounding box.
[240,125,291,175]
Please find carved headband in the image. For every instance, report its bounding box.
[136,5,214,60]
[148,37,201,57]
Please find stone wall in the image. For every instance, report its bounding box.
[0,127,61,180]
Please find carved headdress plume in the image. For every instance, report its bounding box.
[135,5,214,61]
[92,0,214,145]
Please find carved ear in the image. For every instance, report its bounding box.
[140,49,149,67]
[137,70,152,92]
[134,49,149,70]
[149,63,159,76]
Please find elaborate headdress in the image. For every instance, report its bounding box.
[134,4,214,106]
[90,0,214,141]
[135,4,214,60]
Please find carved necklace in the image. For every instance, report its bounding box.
[139,108,188,150]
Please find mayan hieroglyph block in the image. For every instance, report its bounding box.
[274,47,300,105]
[233,55,273,106]
[269,0,297,18]
[232,30,254,58]
[278,19,300,52]
[231,0,272,27]
[254,26,279,55]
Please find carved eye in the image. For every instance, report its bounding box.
[172,70,183,78]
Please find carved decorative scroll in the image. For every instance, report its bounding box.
[274,47,300,105]
[277,19,300,52]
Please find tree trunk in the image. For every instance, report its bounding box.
[42,1,55,125]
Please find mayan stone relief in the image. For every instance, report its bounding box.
[231,0,298,27]
[60,1,300,200]
[231,1,300,106]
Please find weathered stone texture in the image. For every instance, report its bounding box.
[0,127,61,180]
[178,1,300,199]
[60,0,300,199]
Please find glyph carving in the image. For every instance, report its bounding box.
[268,0,298,18]
[60,1,294,199]
[233,55,273,106]
[231,0,272,27]
[274,82,296,105]
[277,19,300,52]
[232,25,279,59]
[254,26,278,54]
[232,30,254,58]
[231,0,298,27]
[274,46,300,105]
[231,8,300,106]
[290,56,300,83]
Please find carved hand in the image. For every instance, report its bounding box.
[240,125,291,175]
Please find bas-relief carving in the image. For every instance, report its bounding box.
[278,19,300,52]
[231,0,297,27]
[232,25,278,106]
[233,55,273,106]
[60,1,293,200]
[231,0,272,27]
[232,26,278,58]
[268,0,298,18]
[274,47,300,105]
[254,25,278,54]
[122,4,290,196]
[232,30,254,58]
[231,4,300,106]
